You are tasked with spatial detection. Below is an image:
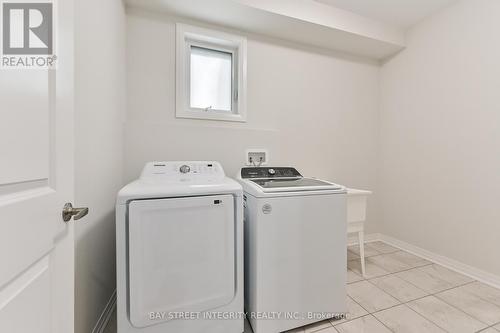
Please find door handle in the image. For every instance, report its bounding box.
[62,203,89,222]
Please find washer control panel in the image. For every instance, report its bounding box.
[241,167,302,179]
[140,161,225,180]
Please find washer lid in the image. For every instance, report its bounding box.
[250,177,343,192]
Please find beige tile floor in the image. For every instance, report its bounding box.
[104,241,500,333]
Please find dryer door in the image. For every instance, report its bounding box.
[128,194,235,327]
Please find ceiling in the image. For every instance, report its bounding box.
[315,0,458,29]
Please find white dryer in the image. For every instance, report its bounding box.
[236,167,347,333]
[116,161,244,333]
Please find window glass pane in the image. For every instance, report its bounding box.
[190,46,232,112]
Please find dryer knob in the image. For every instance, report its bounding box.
[179,165,191,173]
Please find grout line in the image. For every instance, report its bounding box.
[367,269,430,295]
[432,282,500,328]
[344,279,401,322]
[476,323,500,332]
[378,262,433,277]
[329,310,352,325]
[333,314,392,332]
[377,235,500,289]
[370,313,395,332]
[404,294,487,333]
[476,328,493,333]
[344,242,500,332]
[364,282,479,333]
[347,294,371,317]
[350,259,433,281]
[399,281,485,333]
[361,299,401,315]
[401,302,452,333]
[348,244,478,293]
[330,295,371,326]
[395,269,475,296]
[431,280,476,295]
[305,319,335,332]
[375,275,430,299]
[361,245,474,289]
[348,241,401,258]
[445,283,500,315]
[365,279,401,303]
[346,242,490,332]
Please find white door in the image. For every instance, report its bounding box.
[0,1,76,333]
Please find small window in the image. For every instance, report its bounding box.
[190,46,232,112]
[176,24,247,122]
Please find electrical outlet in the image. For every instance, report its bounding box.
[246,149,268,166]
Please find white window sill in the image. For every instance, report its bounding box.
[176,109,247,122]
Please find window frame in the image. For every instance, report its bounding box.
[176,23,247,122]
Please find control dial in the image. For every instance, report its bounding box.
[268,168,276,175]
[179,165,191,173]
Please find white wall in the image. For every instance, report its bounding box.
[125,10,381,231]
[380,0,500,277]
[74,0,126,332]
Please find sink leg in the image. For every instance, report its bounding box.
[358,230,366,277]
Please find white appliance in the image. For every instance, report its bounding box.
[236,167,347,333]
[116,161,244,333]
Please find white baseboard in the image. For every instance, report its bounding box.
[356,233,500,290]
[92,290,117,333]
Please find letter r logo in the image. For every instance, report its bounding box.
[2,2,53,55]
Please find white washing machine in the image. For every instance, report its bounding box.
[236,167,347,333]
[116,161,244,333]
